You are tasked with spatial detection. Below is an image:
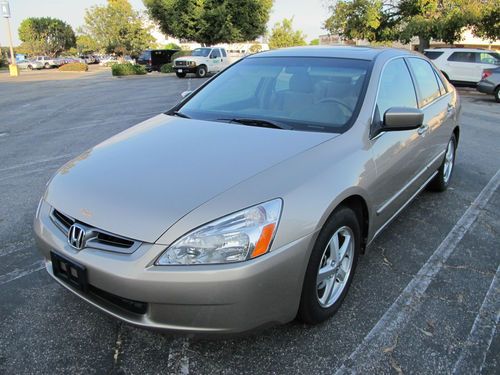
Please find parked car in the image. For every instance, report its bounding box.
[34,47,460,334]
[476,67,500,102]
[99,55,118,66]
[16,59,44,70]
[80,55,96,64]
[34,56,63,69]
[424,48,500,84]
[137,49,178,72]
[173,47,230,78]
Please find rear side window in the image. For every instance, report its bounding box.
[424,51,444,60]
[448,52,475,63]
[376,58,417,119]
[407,58,441,107]
[434,70,447,95]
[476,52,500,65]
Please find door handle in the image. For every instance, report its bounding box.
[417,124,429,135]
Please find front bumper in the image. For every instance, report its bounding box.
[34,201,314,334]
[173,66,197,74]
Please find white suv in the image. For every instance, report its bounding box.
[173,47,230,78]
[424,48,500,83]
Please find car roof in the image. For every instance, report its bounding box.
[251,46,416,61]
[424,48,496,53]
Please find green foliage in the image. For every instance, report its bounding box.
[58,62,89,72]
[249,44,262,53]
[76,35,99,54]
[268,18,307,49]
[309,39,320,45]
[18,17,76,56]
[143,0,273,45]
[164,42,181,50]
[80,0,155,57]
[111,63,147,76]
[160,63,174,73]
[325,0,499,51]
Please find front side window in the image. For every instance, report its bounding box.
[407,58,441,107]
[211,49,221,59]
[376,58,417,121]
[178,57,370,133]
[192,48,211,57]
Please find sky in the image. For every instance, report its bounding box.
[0,0,329,46]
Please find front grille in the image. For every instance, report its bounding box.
[175,60,187,66]
[88,284,147,315]
[50,208,142,254]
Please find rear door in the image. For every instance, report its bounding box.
[445,52,475,81]
[406,57,451,172]
[370,58,426,230]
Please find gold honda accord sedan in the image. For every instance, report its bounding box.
[34,47,460,333]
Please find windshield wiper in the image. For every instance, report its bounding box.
[170,111,190,119]
[217,118,292,130]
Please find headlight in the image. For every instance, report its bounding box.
[188,61,196,67]
[156,199,282,265]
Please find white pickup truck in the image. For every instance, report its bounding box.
[172,47,230,78]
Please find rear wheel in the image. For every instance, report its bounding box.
[428,134,456,192]
[196,65,207,78]
[176,72,186,78]
[298,206,360,324]
[494,87,500,103]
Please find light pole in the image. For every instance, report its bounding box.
[1,0,19,77]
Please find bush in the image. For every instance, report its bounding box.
[160,64,174,73]
[111,63,147,76]
[58,62,89,72]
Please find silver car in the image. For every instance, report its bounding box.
[34,47,460,333]
[17,59,44,70]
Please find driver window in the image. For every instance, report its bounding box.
[376,59,418,123]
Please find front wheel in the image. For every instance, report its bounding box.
[196,66,207,78]
[44,63,50,69]
[298,206,360,324]
[27,65,33,70]
[428,134,457,192]
[494,87,500,103]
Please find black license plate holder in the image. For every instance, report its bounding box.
[50,252,88,292]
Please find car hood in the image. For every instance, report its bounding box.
[45,114,336,243]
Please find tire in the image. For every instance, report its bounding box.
[494,87,500,103]
[27,65,33,70]
[298,206,360,324]
[44,63,50,69]
[196,65,207,78]
[428,134,457,192]
[176,72,186,78]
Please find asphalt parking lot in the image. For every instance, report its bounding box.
[0,72,499,374]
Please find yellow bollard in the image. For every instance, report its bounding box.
[8,63,19,77]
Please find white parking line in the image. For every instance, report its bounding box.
[0,154,74,173]
[452,265,500,375]
[334,168,500,374]
[0,260,45,286]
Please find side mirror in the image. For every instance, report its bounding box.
[383,107,424,131]
[180,90,192,98]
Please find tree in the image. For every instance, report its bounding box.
[80,0,154,57]
[268,18,307,49]
[18,17,76,56]
[76,35,99,54]
[164,42,181,50]
[471,1,500,42]
[309,38,320,45]
[249,43,262,53]
[143,0,273,46]
[324,0,499,52]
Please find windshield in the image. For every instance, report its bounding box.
[191,48,212,57]
[178,57,370,133]
[138,51,151,60]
